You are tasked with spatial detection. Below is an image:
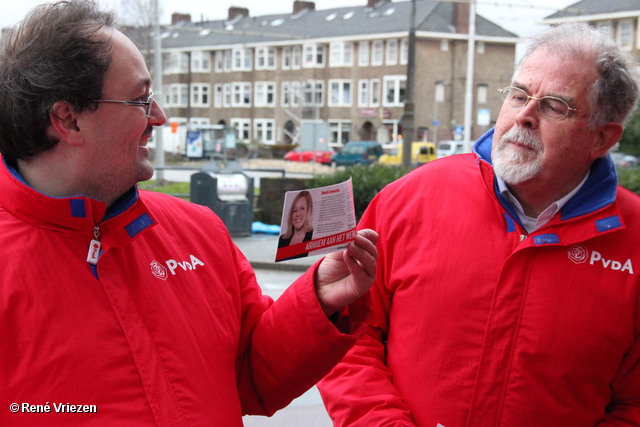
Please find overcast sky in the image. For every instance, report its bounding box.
[3,0,578,37]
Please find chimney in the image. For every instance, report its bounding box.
[171,13,191,25]
[293,1,315,14]
[367,0,390,8]
[452,2,470,34]
[228,7,249,21]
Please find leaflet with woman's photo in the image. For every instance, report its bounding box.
[275,179,356,262]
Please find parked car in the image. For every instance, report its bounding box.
[283,147,334,164]
[379,142,436,166]
[330,141,383,166]
[436,140,471,158]
[611,152,639,168]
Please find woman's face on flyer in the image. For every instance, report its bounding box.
[292,197,309,230]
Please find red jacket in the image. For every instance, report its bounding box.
[0,158,369,426]
[318,129,640,427]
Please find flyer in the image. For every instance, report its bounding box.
[275,179,356,262]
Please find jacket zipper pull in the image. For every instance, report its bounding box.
[87,226,101,265]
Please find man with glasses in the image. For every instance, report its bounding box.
[319,22,640,426]
[0,1,378,425]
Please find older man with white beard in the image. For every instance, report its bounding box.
[319,22,640,427]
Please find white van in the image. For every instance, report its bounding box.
[436,140,470,159]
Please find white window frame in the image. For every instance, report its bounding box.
[618,19,634,51]
[476,41,485,54]
[232,48,253,71]
[386,39,398,65]
[370,79,381,107]
[282,47,292,70]
[358,41,370,66]
[165,52,189,74]
[224,50,232,71]
[281,81,291,107]
[232,82,252,107]
[477,84,488,104]
[358,79,369,107]
[330,42,353,67]
[214,83,223,107]
[168,83,188,107]
[372,40,384,66]
[191,83,210,107]
[435,81,446,103]
[329,121,352,146]
[191,51,211,72]
[231,118,251,143]
[215,51,224,72]
[400,38,408,65]
[254,119,276,144]
[303,43,325,68]
[291,81,301,107]
[441,39,449,52]
[383,75,407,107]
[303,80,324,106]
[329,79,353,107]
[256,47,276,70]
[223,83,231,107]
[292,46,301,69]
[254,81,276,107]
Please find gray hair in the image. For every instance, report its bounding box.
[516,22,640,129]
[0,0,115,163]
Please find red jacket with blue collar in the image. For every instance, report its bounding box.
[0,157,370,426]
[319,128,640,427]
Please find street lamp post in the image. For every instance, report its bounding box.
[402,0,417,167]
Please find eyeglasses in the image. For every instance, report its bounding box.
[498,86,580,120]
[95,91,154,117]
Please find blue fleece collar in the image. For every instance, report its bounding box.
[473,127,618,223]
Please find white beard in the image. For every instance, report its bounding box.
[492,127,543,185]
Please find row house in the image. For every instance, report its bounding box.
[542,0,640,62]
[128,0,518,151]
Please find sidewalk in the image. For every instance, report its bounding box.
[232,233,316,271]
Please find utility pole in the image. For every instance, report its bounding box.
[402,0,416,167]
[463,0,476,149]
[153,0,165,183]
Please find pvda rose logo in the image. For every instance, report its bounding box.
[568,245,589,264]
[150,260,168,280]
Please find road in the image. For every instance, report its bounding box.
[242,269,333,427]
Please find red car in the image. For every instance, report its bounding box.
[284,148,333,164]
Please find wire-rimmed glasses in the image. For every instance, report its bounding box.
[498,86,579,120]
[95,91,154,118]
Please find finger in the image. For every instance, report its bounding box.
[346,238,377,279]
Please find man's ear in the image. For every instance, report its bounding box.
[591,122,624,160]
[49,101,84,146]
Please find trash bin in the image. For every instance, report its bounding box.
[190,162,254,237]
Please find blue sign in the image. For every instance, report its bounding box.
[431,120,441,126]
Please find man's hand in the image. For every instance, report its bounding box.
[315,229,378,317]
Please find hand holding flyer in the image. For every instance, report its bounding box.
[276,179,356,262]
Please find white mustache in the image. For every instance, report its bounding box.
[500,127,542,151]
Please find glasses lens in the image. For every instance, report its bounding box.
[145,93,153,116]
[539,98,569,120]
[502,87,527,107]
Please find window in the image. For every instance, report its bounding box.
[232,48,252,71]
[372,40,383,66]
[215,51,224,72]
[400,38,408,64]
[282,47,291,69]
[281,81,291,106]
[370,79,380,107]
[477,84,488,104]
[383,75,406,106]
[304,80,324,106]
[329,121,351,145]
[256,47,276,70]
[358,41,369,66]
[224,50,232,71]
[165,52,189,74]
[214,84,223,107]
[254,82,276,107]
[329,80,352,106]
[330,42,353,67]
[386,39,398,65]
[291,81,301,107]
[191,51,211,72]
[441,39,449,52]
[231,118,251,142]
[167,84,188,107]
[476,41,485,54]
[254,119,276,144]
[358,79,369,107]
[232,82,252,107]
[191,83,210,107]
[303,43,325,68]
[189,117,210,127]
[292,46,301,69]
[618,19,634,51]
[223,83,231,107]
[435,81,446,103]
